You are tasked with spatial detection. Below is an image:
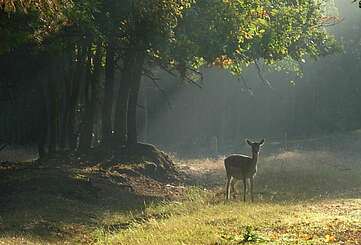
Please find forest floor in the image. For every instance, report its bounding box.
[0,134,361,244]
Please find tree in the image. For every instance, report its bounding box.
[0,0,341,160]
[110,0,340,150]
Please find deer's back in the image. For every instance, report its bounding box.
[224,154,255,179]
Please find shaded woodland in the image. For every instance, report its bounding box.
[0,0,351,160]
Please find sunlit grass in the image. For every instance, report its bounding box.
[1,142,361,244]
[94,148,361,245]
[93,192,361,245]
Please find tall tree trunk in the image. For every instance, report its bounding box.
[66,43,87,150]
[89,44,103,147]
[38,78,48,159]
[143,87,149,142]
[114,81,130,146]
[79,43,102,151]
[60,48,74,149]
[79,46,93,151]
[126,51,145,147]
[114,51,133,147]
[114,43,145,149]
[102,40,115,145]
[48,62,58,154]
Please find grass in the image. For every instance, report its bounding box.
[93,146,361,245]
[1,136,361,244]
[92,192,360,244]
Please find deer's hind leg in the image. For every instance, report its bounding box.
[231,178,237,198]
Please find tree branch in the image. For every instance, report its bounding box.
[185,66,204,83]
[296,60,304,75]
[0,143,7,152]
[254,60,273,89]
[142,69,173,109]
[254,60,287,100]
[147,55,203,88]
[315,16,344,28]
[237,74,254,96]
[137,103,145,110]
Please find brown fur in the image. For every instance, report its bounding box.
[224,139,264,202]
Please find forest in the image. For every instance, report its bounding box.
[0,0,360,244]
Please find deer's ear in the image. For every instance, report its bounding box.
[259,139,265,146]
[246,139,252,146]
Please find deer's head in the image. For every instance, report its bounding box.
[246,139,265,154]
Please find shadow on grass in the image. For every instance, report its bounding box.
[0,161,167,243]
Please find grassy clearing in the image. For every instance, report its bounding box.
[93,189,360,245]
[94,146,361,245]
[1,137,361,244]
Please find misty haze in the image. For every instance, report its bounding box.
[0,0,360,244]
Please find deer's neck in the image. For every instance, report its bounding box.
[252,152,259,166]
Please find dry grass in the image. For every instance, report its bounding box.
[1,135,361,244]
[99,146,361,245]
[94,192,361,244]
[178,147,361,200]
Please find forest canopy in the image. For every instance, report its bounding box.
[0,0,340,157]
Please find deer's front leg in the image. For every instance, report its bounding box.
[226,177,232,200]
[242,178,247,202]
[250,177,254,202]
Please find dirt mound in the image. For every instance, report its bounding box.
[60,143,181,182]
[0,147,185,243]
[89,165,185,200]
[113,143,179,181]
[0,144,184,210]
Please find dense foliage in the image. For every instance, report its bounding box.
[0,0,340,157]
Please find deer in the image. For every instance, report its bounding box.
[224,139,265,202]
